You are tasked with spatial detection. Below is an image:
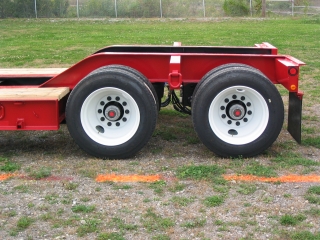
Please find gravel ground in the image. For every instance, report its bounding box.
[0,119,320,240]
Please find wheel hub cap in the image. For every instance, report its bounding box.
[105,105,121,121]
[229,104,245,120]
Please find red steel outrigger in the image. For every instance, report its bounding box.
[0,42,304,159]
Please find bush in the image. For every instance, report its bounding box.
[223,0,250,16]
[0,0,69,18]
[81,0,115,18]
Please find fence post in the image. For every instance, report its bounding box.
[35,0,37,18]
[262,0,266,17]
[292,0,294,16]
[77,0,79,18]
[160,0,163,18]
[115,0,117,18]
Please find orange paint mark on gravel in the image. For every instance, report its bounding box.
[0,173,16,181]
[96,174,161,183]
[223,174,320,183]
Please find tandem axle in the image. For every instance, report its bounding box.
[0,42,304,158]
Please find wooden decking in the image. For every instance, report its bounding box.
[0,87,70,101]
[0,68,67,78]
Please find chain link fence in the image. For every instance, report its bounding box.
[0,0,319,19]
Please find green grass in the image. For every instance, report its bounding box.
[149,180,167,195]
[176,165,225,181]
[16,216,34,230]
[242,162,278,177]
[71,205,96,213]
[112,184,132,190]
[170,196,195,207]
[290,231,320,240]
[109,217,138,231]
[97,232,125,240]
[45,193,59,204]
[305,208,320,217]
[0,17,320,240]
[181,218,206,228]
[168,183,186,192]
[153,127,178,141]
[29,167,52,180]
[305,186,320,204]
[64,182,79,190]
[271,153,319,168]
[0,157,21,172]
[203,195,225,207]
[13,185,29,193]
[279,214,306,226]
[76,218,100,237]
[237,183,257,195]
[152,235,171,240]
[141,208,175,232]
[303,137,320,149]
[0,18,319,68]
[40,212,54,221]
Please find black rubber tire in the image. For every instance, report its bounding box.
[192,66,284,158]
[192,63,262,108]
[90,65,160,111]
[66,67,157,159]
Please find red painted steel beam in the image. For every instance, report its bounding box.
[41,52,302,92]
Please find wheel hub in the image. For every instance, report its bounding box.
[105,105,121,121]
[219,94,253,128]
[229,104,245,120]
[96,95,130,128]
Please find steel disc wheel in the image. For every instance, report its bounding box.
[81,87,140,146]
[66,67,157,159]
[208,86,269,145]
[192,66,284,158]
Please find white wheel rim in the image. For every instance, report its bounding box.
[209,86,269,145]
[81,87,140,146]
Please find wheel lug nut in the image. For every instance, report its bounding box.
[236,121,240,126]
[241,96,245,101]
[220,106,225,110]
[224,98,229,103]
[123,117,127,122]
[122,102,127,106]
[100,117,105,121]
[221,114,226,119]
[244,118,248,122]
[116,96,120,101]
[232,95,237,99]
[116,122,120,127]
[100,101,105,106]
[98,109,102,114]
[246,102,251,107]
[227,120,232,125]
[125,110,130,114]
[107,96,112,101]
[107,122,112,126]
[248,111,252,115]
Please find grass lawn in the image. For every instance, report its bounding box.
[0,17,319,145]
[0,17,320,240]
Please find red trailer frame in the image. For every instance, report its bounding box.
[0,42,305,159]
